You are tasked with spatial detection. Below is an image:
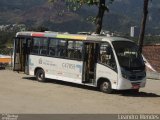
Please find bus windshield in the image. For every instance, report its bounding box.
[112,41,145,71]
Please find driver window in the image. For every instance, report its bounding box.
[99,43,116,70]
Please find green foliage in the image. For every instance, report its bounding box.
[127,36,160,45]
[27,26,49,32]
[49,0,113,12]
[0,0,45,11]
[86,16,96,24]
[0,31,16,48]
[48,0,114,33]
[144,36,160,45]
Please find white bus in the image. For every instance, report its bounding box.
[13,31,146,93]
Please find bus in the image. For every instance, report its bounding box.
[13,31,146,93]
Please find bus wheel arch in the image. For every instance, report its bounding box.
[35,67,46,82]
[97,78,113,94]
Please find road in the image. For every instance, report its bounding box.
[0,70,160,114]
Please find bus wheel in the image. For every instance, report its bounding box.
[99,81,112,94]
[36,69,46,82]
[130,89,139,94]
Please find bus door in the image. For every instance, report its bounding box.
[83,42,99,83]
[24,38,32,74]
[13,37,31,73]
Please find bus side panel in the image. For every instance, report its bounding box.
[28,55,83,84]
[96,64,118,89]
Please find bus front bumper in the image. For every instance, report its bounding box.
[116,77,146,90]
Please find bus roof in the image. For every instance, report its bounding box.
[16,31,133,42]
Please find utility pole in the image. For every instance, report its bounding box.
[138,0,149,53]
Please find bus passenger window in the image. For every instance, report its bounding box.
[99,43,116,70]
[67,41,82,60]
[39,38,48,55]
[31,37,48,55]
[31,38,40,54]
[75,41,83,60]
[49,39,58,56]
[58,40,67,57]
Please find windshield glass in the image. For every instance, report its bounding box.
[112,41,145,71]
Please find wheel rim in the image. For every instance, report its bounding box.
[38,72,43,81]
[102,82,109,91]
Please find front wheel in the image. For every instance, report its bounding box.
[36,69,46,82]
[99,81,113,94]
[129,89,139,94]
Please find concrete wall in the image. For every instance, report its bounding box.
[143,45,160,72]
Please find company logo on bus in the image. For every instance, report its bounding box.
[62,63,82,73]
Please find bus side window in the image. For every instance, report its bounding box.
[31,37,48,55]
[39,38,48,56]
[49,39,57,57]
[31,38,40,55]
[75,41,83,60]
[67,41,82,60]
[99,43,116,70]
[58,40,67,58]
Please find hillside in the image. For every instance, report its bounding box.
[0,0,160,34]
[109,0,160,34]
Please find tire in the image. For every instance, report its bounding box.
[36,69,46,82]
[129,89,139,94]
[99,80,113,94]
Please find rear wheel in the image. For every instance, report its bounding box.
[99,80,113,94]
[36,69,46,82]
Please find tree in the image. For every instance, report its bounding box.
[27,26,49,32]
[49,0,114,34]
[95,0,108,34]
[138,0,149,53]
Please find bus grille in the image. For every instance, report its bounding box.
[129,75,145,81]
[131,82,141,86]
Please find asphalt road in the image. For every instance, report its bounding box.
[0,70,160,114]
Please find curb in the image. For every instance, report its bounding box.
[147,72,160,80]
